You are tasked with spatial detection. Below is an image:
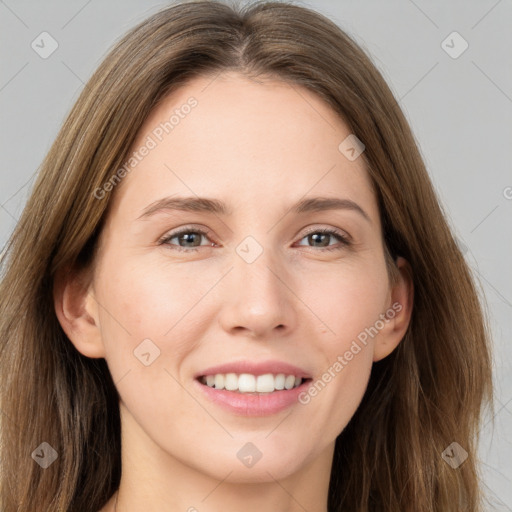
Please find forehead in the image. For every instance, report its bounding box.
[106,72,378,226]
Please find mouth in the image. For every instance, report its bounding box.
[196,372,312,394]
[194,372,313,416]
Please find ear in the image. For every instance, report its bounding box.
[373,256,414,362]
[53,264,106,358]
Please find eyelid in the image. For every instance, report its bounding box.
[294,226,351,252]
[157,225,215,247]
[299,225,351,242]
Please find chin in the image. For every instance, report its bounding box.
[197,450,307,484]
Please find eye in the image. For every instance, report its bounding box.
[158,227,214,252]
[158,226,351,253]
[295,228,350,252]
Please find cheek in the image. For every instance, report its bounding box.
[96,251,211,336]
[303,257,389,340]
[94,253,212,385]
[295,262,387,435]
[94,257,208,436]
[297,316,375,444]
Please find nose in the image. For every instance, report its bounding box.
[217,246,298,339]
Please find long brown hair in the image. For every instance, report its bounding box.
[0,1,494,510]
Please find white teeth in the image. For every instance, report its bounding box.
[274,373,285,390]
[238,374,256,392]
[256,374,274,393]
[225,373,238,391]
[284,375,295,390]
[200,372,305,393]
[214,374,224,390]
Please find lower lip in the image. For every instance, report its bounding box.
[193,378,312,416]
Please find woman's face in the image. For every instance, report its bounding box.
[71,72,411,483]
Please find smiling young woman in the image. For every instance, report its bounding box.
[0,1,493,511]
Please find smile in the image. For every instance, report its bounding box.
[198,372,306,393]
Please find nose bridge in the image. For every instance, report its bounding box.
[234,233,284,304]
[217,232,296,336]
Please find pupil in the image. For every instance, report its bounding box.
[311,233,328,247]
[182,233,199,247]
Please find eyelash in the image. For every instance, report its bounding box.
[158,226,351,253]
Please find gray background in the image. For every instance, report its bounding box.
[1,0,511,508]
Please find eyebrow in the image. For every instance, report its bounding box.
[137,195,371,223]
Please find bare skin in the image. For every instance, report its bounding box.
[55,71,413,512]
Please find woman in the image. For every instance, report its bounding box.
[0,1,493,511]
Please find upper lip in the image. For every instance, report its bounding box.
[195,360,312,379]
